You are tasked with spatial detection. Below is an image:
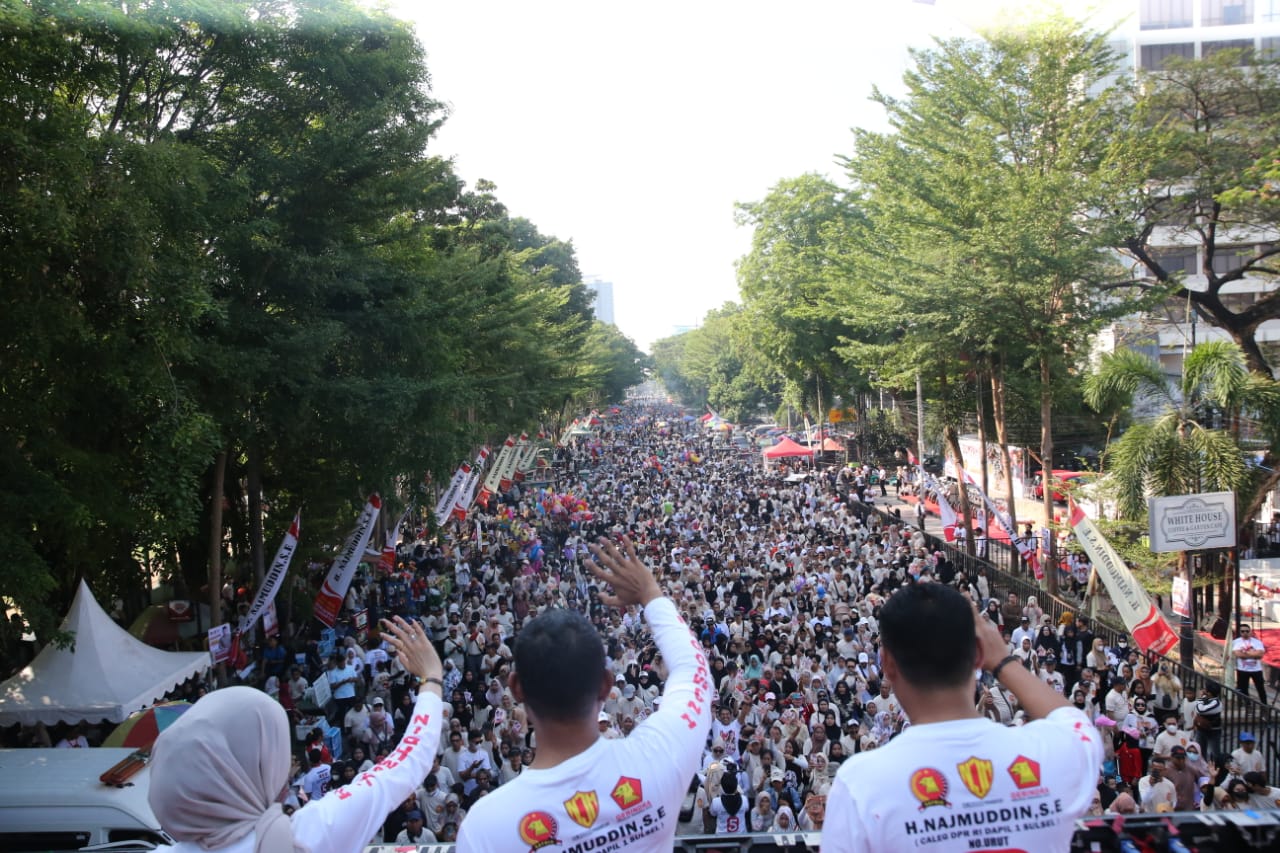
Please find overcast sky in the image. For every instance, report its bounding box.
[393,1,1123,350]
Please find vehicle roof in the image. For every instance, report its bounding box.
[0,748,158,820]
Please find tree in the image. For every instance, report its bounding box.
[1084,339,1280,664]
[839,16,1134,587]
[1118,51,1280,375]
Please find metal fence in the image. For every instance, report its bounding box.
[864,504,1280,782]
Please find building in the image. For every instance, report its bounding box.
[585,278,615,325]
[1092,0,1280,378]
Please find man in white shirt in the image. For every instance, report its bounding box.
[457,537,711,853]
[1104,680,1131,722]
[1153,718,1190,760]
[1137,757,1176,813]
[1010,615,1035,648]
[1231,731,1266,775]
[1232,624,1268,703]
[823,583,1100,853]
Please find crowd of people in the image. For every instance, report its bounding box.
[5,397,1276,849]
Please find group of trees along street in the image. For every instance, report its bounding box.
[654,14,1280,597]
[0,0,643,639]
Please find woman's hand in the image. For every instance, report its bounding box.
[381,616,443,683]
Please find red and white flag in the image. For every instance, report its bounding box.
[959,467,1041,578]
[1069,500,1178,654]
[479,437,514,504]
[313,495,381,627]
[239,512,300,634]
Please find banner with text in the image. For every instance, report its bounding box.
[239,512,300,635]
[1070,501,1178,655]
[313,495,381,627]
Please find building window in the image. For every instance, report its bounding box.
[1140,42,1196,68]
[1152,247,1199,276]
[1210,245,1259,275]
[1141,0,1194,28]
[1263,37,1280,58]
[1202,0,1253,26]
[1262,0,1280,22]
[1202,39,1256,62]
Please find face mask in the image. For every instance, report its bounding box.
[1074,701,1086,708]
[1167,724,1177,732]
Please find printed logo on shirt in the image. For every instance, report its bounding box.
[564,791,600,829]
[956,756,994,799]
[518,811,560,850]
[1007,755,1041,789]
[611,776,644,809]
[909,767,950,810]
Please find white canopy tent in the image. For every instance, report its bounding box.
[0,580,211,726]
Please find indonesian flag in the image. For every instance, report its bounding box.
[1069,500,1179,655]
[907,449,919,466]
[936,490,959,540]
[480,436,515,504]
[239,512,300,634]
[313,495,381,627]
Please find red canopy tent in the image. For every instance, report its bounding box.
[819,437,845,452]
[762,436,815,461]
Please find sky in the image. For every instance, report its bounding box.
[392,1,1121,351]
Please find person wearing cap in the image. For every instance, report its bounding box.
[394,808,436,844]
[1010,615,1034,648]
[1231,731,1266,775]
[823,583,1100,853]
[597,709,621,740]
[456,537,711,852]
[1165,745,1199,811]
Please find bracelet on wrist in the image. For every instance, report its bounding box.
[990,655,1022,682]
[419,676,444,691]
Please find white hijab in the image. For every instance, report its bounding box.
[150,686,304,853]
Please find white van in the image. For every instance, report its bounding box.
[0,748,171,851]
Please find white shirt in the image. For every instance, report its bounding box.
[822,706,1101,853]
[456,597,711,853]
[1232,636,1265,672]
[162,691,443,853]
[1138,775,1176,812]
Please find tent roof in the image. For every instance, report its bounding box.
[0,580,211,726]
[819,438,845,452]
[762,436,815,459]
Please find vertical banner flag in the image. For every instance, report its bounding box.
[479,436,515,504]
[433,464,468,525]
[500,433,527,491]
[912,454,959,540]
[453,446,491,521]
[239,512,300,634]
[313,494,382,627]
[960,467,1042,578]
[515,433,538,482]
[1069,500,1179,654]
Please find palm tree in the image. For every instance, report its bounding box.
[1084,340,1280,667]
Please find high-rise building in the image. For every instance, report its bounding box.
[585,278,615,325]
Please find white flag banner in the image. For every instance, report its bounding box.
[479,436,515,504]
[452,446,490,520]
[313,495,381,627]
[1068,501,1179,655]
[433,465,468,524]
[500,433,528,492]
[239,512,300,634]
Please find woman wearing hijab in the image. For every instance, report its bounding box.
[770,804,798,831]
[149,617,443,853]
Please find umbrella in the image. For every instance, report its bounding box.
[102,701,192,749]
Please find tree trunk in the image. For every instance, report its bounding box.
[940,369,974,557]
[1040,353,1058,596]
[990,357,1019,541]
[975,371,991,496]
[247,436,265,588]
[208,448,228,685]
